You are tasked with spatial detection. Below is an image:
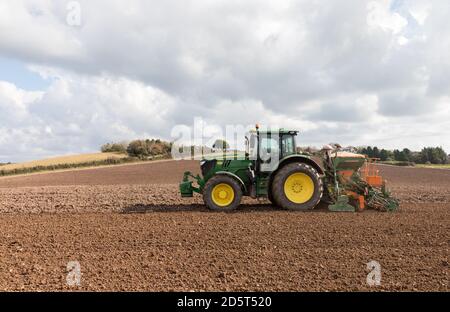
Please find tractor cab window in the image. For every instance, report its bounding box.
[260,137,278,155]
[259,136,280,166]
[281,135,295,157]
[247,133,279,162]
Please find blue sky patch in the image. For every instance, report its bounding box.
[0,56,51,91]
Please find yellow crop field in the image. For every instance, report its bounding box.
[0,152,128,171]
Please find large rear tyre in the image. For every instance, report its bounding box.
[272,163,323,211]
[268,191,277,206]
[203,175,243,211]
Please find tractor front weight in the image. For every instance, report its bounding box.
[179,171,204,197]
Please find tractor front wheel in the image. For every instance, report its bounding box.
[272,163,323,211]
[203,175,243,211]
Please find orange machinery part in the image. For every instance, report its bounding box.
[340,166,383,187]
[365,176,383,187]
[361,161,384,187]
[339,170,354,178]
[358,195,365,211]
[346,191,366,211]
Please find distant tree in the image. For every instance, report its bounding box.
[126,139,171,159]
[372,146,380,159]
[127,140,150,159]
[410,151,422,164]
[402,148,412,162]
[212,139,230,151]
[419,147,448,164]
[340,145,448,165]
[386,149,395,161]
[396,151,407,162]
[435,147,448,164]
[101,142,127,154]
[366,146,373,158]
[379,149,389,161]
[393,149,401,161]
[432,147,447,164]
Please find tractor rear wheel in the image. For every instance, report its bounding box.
[268,191,279,207]
[272,163,323,211]
[203,175,243,211]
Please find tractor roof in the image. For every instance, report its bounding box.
[249,128,299,135]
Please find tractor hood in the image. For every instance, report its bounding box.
[201,151,246,161]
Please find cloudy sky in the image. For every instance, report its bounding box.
[0,0,449,162]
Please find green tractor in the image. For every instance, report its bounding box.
[179,126,398,212]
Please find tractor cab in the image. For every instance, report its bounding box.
[245,128,299,167]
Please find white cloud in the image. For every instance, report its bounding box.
[367,0,408,35]
[0,1,84,62]
[0,70,178,161]
[0,81,43,124]
[408,1,431,25]
[0,0,449,161]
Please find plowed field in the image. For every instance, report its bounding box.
[0,161,448,291]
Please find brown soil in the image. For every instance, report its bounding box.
[0,161,448,291]
[0,160,199,188]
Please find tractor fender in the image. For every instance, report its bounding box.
[215,171,248,193]
[275,155,324,175]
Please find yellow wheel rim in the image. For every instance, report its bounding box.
[284,173,315,204]
[211,183,235,207]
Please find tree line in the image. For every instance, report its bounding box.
[357,146,448,165]
[101,138,448,165]
[101,138,229,160]
[101,139,171,159]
